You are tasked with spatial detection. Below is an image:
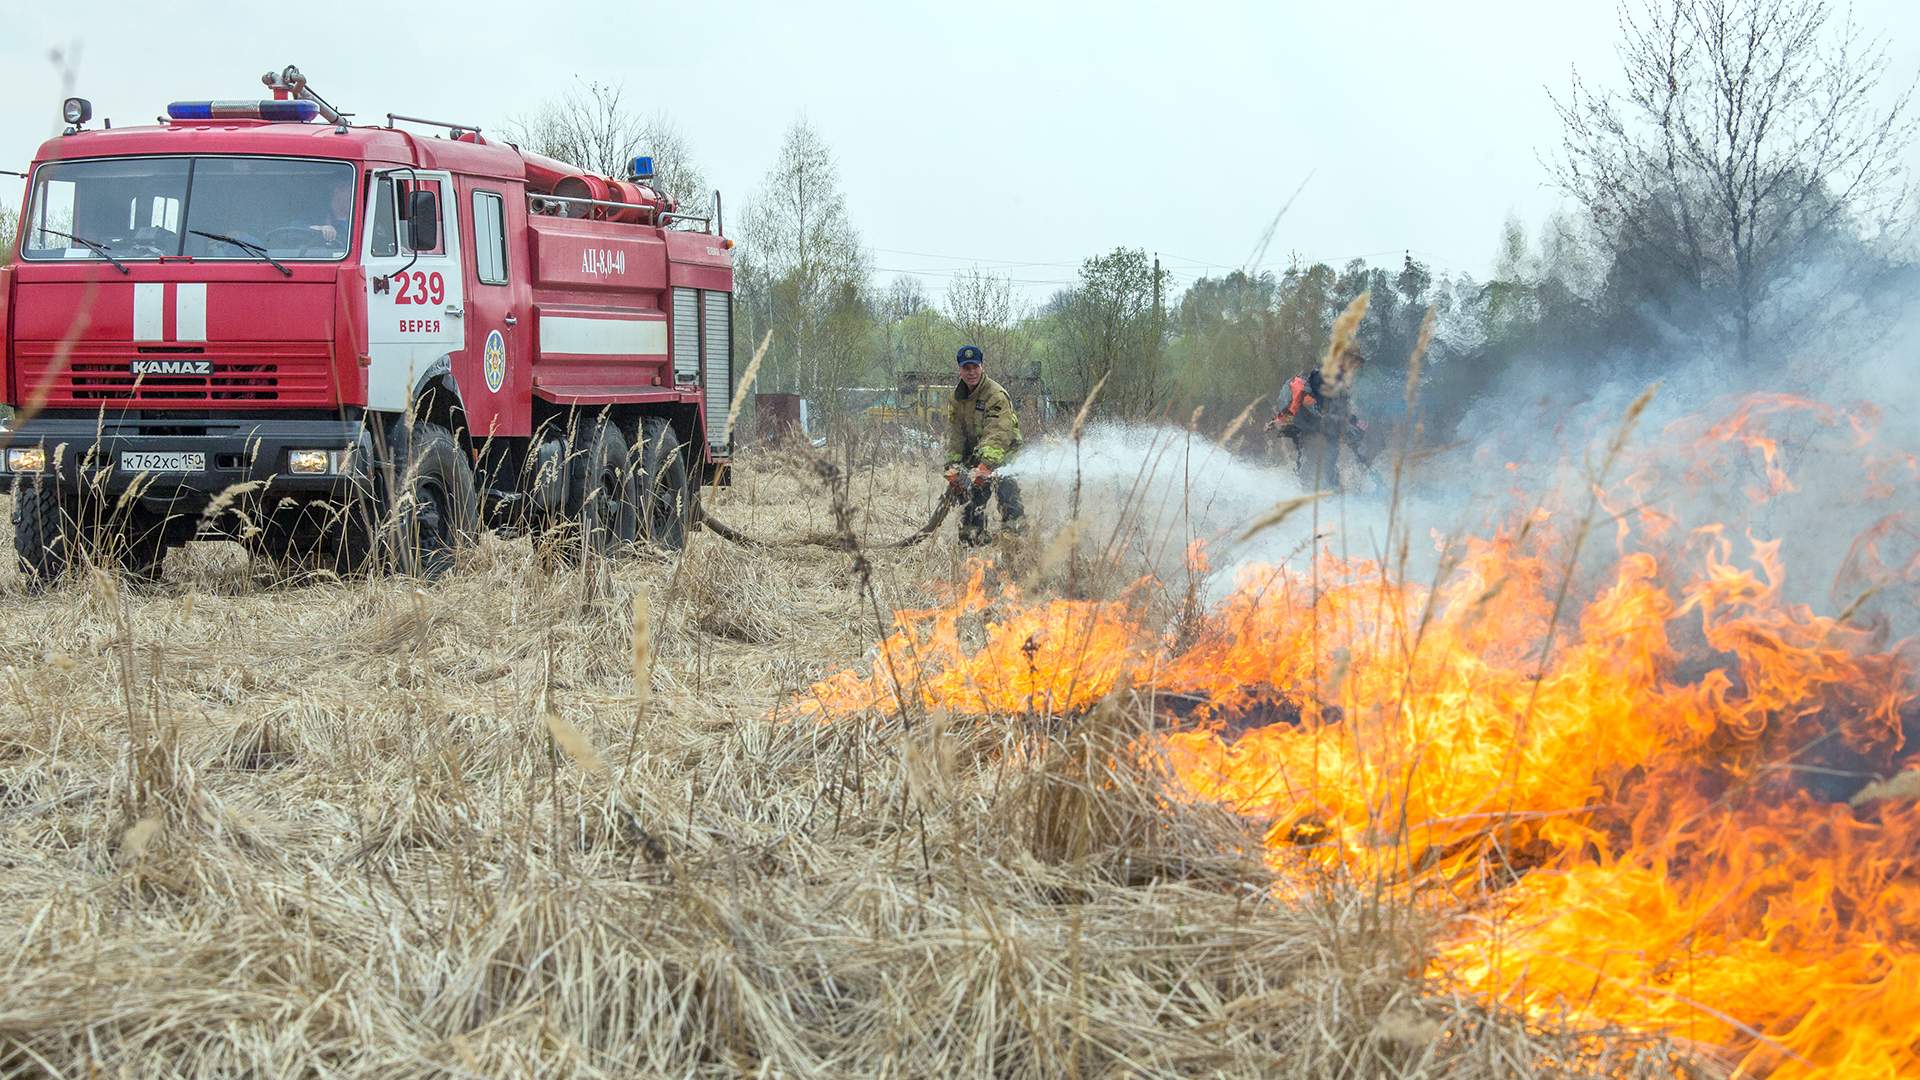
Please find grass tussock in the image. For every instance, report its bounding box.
[0,453,1667,1077]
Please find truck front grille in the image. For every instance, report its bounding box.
[12,343,336,409]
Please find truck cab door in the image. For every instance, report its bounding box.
[362,170,465,414]
[455,181,529,439]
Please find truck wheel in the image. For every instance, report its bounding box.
[568,419,637,558]
[385,421,477,578]
[10,481,80,586]
[250,500,338,574]
[637,417,692,550]
[118,511,173,583]
[302,475,380,578]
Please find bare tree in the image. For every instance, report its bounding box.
[1,203,17,265]
[879,275,929,323]
[1553,0,1915,363]
[503,81,710,210]
[875,275,932,380]
[738,119,868,397]
[944,269,1032,373]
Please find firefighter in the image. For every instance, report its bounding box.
[306,182,354,248]
[1265,350,1365,490]
[944,344,1025,546]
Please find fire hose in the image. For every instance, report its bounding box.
[696,473,970,550]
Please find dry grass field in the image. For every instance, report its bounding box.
[0,449,1678,1078]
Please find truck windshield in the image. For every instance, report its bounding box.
[20,156,356,263]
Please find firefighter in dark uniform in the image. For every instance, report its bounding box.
[1265,351,1367,491]
[944,344,1025,545]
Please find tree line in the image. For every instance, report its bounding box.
[714,0,1913,445]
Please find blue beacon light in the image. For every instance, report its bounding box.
[166,100,319,122]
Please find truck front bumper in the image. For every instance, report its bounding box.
[2,415,373,508]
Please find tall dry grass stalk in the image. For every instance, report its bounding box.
[1322,291,1370,393]
[1218,395,1265,450]
[721,331,772,455]
[623,590,655,779]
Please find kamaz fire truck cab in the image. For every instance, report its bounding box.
[1,67,734,581]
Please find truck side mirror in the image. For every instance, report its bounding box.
[407,190,439,251]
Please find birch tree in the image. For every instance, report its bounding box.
[737,119,868,398]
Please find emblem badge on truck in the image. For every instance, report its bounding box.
[131,359,213,377]
[483,330,507,393]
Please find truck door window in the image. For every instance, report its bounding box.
[370,178,397,257]
[473,190,507,285]
[395,178,445,256]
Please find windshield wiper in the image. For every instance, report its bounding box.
[37,228,129,274]
[189,230,293,277]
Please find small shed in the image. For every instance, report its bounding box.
[753,393,818,443]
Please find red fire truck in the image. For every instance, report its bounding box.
[1,67,734,581]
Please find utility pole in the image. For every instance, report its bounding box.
[1152,251,1164,351]
[1153,252,1165,410]
[1152,252,1163,331]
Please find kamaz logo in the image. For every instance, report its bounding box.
[131,359,213,377]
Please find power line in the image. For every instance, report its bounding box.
[867,244,1478,295]
[872,266,1078,287]
[870,245,1081,269]
[871,241,1474,283]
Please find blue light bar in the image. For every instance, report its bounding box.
[166,100,319,122]
[629,155,654,180]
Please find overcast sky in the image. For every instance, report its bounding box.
[4,0,1917,300]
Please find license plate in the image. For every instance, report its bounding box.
[120,452,205,474]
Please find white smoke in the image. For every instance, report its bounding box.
[1000,423,1418,600]
[1000,301,1920,633]
[998,422,1310,559]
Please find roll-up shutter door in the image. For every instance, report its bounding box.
[671,287,701,384]
[701,291,733,450]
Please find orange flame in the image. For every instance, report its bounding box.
[805,394,1920,1074]
[1156,530,1915,1075]
[804,567,1148,719]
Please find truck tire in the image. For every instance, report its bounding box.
[10,481,79,586]
[637,417,692,550]
[568,419,637,558]
[250,499,341,574]
[313,467,383,578]
[384,420,477,579]
[118,510,173,583]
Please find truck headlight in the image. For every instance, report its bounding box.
[6,447,47,473]
[288,449,329,475]
[287,449,355,475]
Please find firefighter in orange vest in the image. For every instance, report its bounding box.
[1265,356,1365,490]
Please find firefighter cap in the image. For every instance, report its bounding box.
[956,345,984,366]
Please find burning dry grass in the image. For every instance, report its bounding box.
[0,451,1651,1076]
[798,389,1920,1078]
